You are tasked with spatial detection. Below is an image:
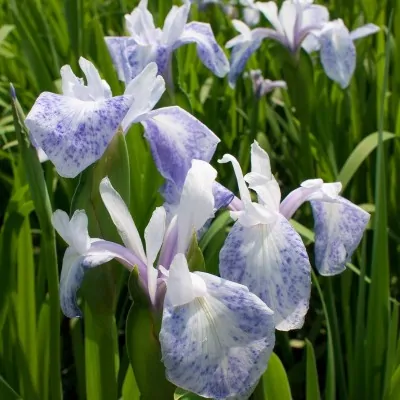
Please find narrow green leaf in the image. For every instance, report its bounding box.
[174,387,204,400]
[337,131,395,191]
[122,366,140,400]
[253,352,292,400]
[187,232,206,273]
[306,339,321,400]
[11,86,61,400]
[125,268,175,400]
[0,376,22,400]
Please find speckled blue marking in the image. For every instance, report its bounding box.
[25,92,131,178]
[219,214,311,331]
[311,197,370,275]
[142,106,220,191]
[160,273,275,399]
[173,22,229,78]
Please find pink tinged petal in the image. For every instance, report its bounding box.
[219,215,312,331]
[25,93,131,178]
[144,206,167,304]
[141,106,220,191]
[52,209,91,255]
[174,22,230,78]
[121,62,166,130]
[162,2,190,46]
[165,253,207,307]
[177,160,217,253]
[60,240,138,318]
[160,271,275,399]
[350,23,380,41]
[311,197,370,276]
[319,19,356,88]
[99,177,147,263]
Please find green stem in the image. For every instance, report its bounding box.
[84,303,119,400]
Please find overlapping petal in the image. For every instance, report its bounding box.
[311,197,370,275]
[319,19,356,88]
[174,22,230,77]
[100,177,147,263]
[219,214,311,330]
[160,262,275,399]
[141,106,220,191]
[25,93,131,178]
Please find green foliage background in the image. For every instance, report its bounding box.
[0,0,399,399]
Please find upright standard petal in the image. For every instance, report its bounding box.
[104,37,135,82]
[176,160,217,253]
[160,270,275,399]
[162,2,190,46]
[319,19,356,88]
[219,214,311,331]
[52,209,90,255]
[144,206,167,303]
[174,22,230,78]
[121,62,165,130]
[25,93,131,178]
[99,177,147,263]
[141,106,220,191]
[311,197,370,275]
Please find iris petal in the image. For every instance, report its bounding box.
[311,197,370,275]
[25,93,130,178]
[219,215,311,331]
[160,272,275,399]
[174,22,230,78]
[141,106,220,191]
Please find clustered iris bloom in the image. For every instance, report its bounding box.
[226,0,380,88]
[24,1,373,398]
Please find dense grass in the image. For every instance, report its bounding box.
[0,0,399,399]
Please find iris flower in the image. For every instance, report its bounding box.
[219,141,369,329]
[246,69,287,98]
[227,0,379,88]
[53,159,275,399]
[25,58,226,182]
[105,0,229,85]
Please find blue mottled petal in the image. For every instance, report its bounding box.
[141,106,220,190]
[228,38,263,88]
[311,197,370,276]
[160,272,275,399]
[104,37,132,82]
[319,19,356,88]
[174,22,230,78]
[25,93,130,178]
[213,182,234,210]
[219,215,311,331]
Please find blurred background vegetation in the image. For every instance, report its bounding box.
[0,0,399,399]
